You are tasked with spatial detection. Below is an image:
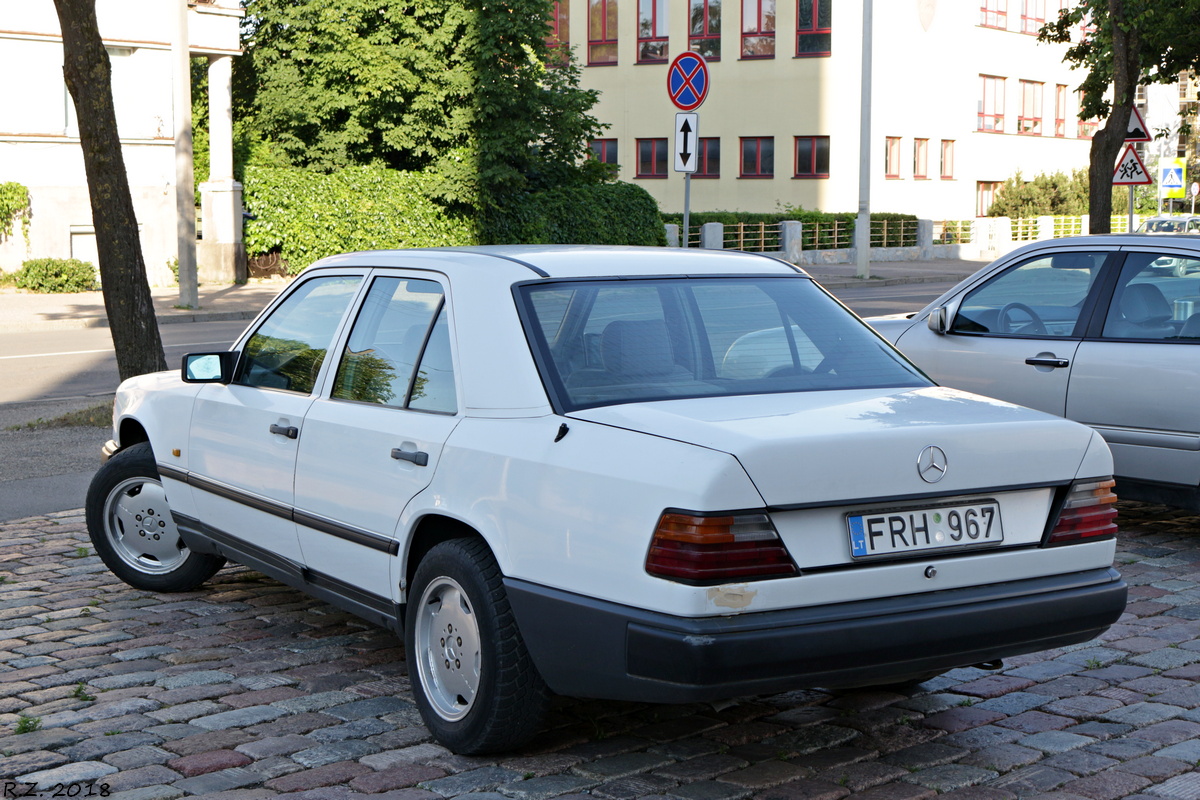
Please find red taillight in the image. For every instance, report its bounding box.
[645,512,798,583]
[1046,479,1118,545]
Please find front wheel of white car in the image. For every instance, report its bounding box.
[86,442,225,592]
[406,538,549,754]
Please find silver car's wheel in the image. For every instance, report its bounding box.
[405,538,549,754]
[414,575,482,722]
[102,476,189,574]
[86,442,224,592]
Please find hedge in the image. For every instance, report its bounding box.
[486,181,665,246]
[242,166,472,274]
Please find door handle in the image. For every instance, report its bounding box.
[269,423,299,439]
[1025,357,1070,368]
[391,448,429,467]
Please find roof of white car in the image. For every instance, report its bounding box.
[308,245,807,280]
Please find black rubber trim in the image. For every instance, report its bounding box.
[505,568,1127,702]
[437,248,550,277]
[163,466,400,555]
[293,510,400,555]
[174,512,402,634]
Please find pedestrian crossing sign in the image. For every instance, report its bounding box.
[1162,159,1187,199]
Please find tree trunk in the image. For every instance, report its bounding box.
[52,0,167,380]
[1088,0,1141,233]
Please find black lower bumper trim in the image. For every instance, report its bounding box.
[505,567,1126,703]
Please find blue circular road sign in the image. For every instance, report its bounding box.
[667,52,710,112]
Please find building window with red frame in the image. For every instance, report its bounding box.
[637,138,669,177]
[884,137,901,179]
[638,0,668,63]
[1054,84,1067,137]
[1020,0,1044,34]
[696,138,721,177]
[590,139,619,164]
[742,0,775,58]
[913,138,929,179]
[589,0,618,65]
[740,137,774,177]
[940,140,955,179]
[979,75,1005,132]
[978,181,1002,216]
[796,0,830,57]
[1018,80,1042,134]
[690,0,721,60]
[793,136,829,178]
[980,0,1007,28]
[547,1,570,65]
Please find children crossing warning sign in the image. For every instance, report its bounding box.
[1113,144,1152,185]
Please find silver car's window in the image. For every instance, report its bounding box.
[1102,253,1200,341]
[520,277,928,411]
[950,252,1106,338]
[332,277,451,410]
[237,276,362,394]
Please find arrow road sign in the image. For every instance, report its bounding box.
[675,113,699,173]
[667,52,709,112]
[1112,144,1152,186]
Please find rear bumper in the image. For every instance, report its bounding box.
[505,567,1127,703]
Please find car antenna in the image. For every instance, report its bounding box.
[555,423,569,442]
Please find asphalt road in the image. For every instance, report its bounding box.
[0,280,955,522]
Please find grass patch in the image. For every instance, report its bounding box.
[5,403,110,431]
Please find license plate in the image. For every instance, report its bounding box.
[848,500,1003,559]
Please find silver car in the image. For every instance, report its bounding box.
[869,234,1200,510]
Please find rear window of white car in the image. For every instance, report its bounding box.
[518,277,929,410]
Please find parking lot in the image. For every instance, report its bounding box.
[2,502,1199,800]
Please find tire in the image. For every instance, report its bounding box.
[86,442,225,592]
[406,538,550,754]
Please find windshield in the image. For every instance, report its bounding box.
[1141,219,1186,233]
[517,277,929,411]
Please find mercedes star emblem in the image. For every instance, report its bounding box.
[917,445,948,483]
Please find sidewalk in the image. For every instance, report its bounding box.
[0,258,989,333]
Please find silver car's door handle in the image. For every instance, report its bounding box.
[269,423,299,439]
[391,448,429,467]
[1025,356,1070,368]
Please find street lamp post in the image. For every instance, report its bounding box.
[855,0,873,279]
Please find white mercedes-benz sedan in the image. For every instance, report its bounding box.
[88,245,1126,754]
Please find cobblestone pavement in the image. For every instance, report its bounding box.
[3,503,1200,800]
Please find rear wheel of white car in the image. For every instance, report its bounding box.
[86,442,224,592]
[406,538,549,754]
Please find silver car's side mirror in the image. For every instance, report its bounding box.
[927,307,948,335]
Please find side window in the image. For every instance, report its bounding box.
[950,252,1106,337]
[237,276,362,394]
[332,277,456,411]
[409,307,457,414]
[1102,253,1200,340]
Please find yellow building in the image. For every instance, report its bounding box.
[554,0,1095,219]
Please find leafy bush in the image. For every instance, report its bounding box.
[242,166,472,274]
[486,182,665,246]
[15,259,98,293]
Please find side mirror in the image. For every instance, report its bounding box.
[927,307,948,335]
[182,352,237,384]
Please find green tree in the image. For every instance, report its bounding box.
[1041,0,1200,233]
[237,0,607,227]
[987,170,1091,217]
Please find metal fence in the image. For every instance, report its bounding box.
[724,222,782,252]
[934,220,974,244]
[1011,217,1041,241]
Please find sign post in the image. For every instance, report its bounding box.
[667,53,710,248]
[1113,144,1152,233]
